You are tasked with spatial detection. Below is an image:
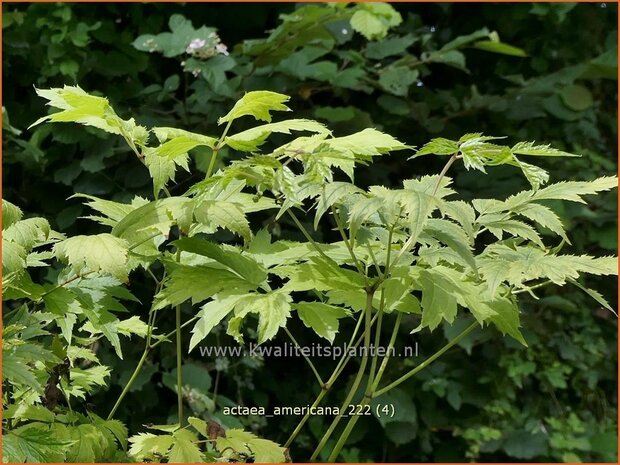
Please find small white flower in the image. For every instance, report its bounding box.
[215,43,229,56]
[341,28,348,35]
[186,38,207,53]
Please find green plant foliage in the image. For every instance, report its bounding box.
[3,81,616,462]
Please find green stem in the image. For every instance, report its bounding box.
[284,327,324,387]
[393,154,460,267]
[206,120,233,179]
[331,205,365,275]
[107,349,148,420]
[205,148,220,179]
[365,242,382,278]
[367,290,385,389]
[284,388,329,449]
[374,321,477,397]
[329,314,470,461]
[149,316,199,350]
[108,306,159,420]
[175,303,184,426]
[310,290,374,461]
[283,310,378,449]
[371,312,402,393]
[326,394,370,462]
[287,210,332,262]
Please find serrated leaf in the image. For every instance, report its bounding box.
[4,218,51,251]
[2,199,23,229]
[233,292,292,344]
[295,301,351,343]
[74,193,148,228]
[513,203,569,243]
[30,86,148,146]
[416,269,458,331]
[414,138,459,157]
[225,119,329,152]
[514,158,549,190]
[189,293,248,352]
[532,176,618,203]
[154,264,257,310]
[174,237,267,285]
[194,200,252,241]
[168,436,204,462]
[314,182,364,230]
[511,141,579,157]
[249,438,287,463]
[424,218,477,272]
[112,197,194,260]
[128,433,174,461]
[54,234,129,281]
[486,296,526,345]
[484,219,544,248]
[218,91,291,125]
[567,278,617,316]
[144,148,189,196]
[480,244,617,295]
[277,256,366,293]
[402,190,435,247]
[350,10,386,40]
[3,424,73,462]
[441,200,476,239]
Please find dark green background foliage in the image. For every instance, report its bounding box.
[3,2,617,462]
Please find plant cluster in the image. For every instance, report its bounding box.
[2,83,616,462]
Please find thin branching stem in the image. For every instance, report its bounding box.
[310,290,374,461]
[331,205,366,275]
[374,321,477,397]
[284,327,324,387]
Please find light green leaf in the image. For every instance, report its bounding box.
[423,219,477,272]
[30,86,148,146]
[567,278,616,316]
[144,148,189,196]
[532,176,618,203]
[413,138,459,157]
[402,190,435,247]
[511,141,579,157]
[249,438,287,463]
[2,200,23,229]
[154,264,256,310]
[54,234,129,281]
[225,119,330,152]
[3,424,72,462]
[128,433,174,461]
[74,193,148,227]
[416,269,458,331]
[314,182,364,230]
[473,40,527,57]
[189,293,248,352]
[194,200,252,241]
[4,218,51,251]
[350,10,386,40]
[513,203,569,243]
[486,296,527,345]
[174,237,267,285]
[484,219,545,248]
[168,435,204,462]
[218,91,291,125]
[295,301,351,343]
[233,292,292,344]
